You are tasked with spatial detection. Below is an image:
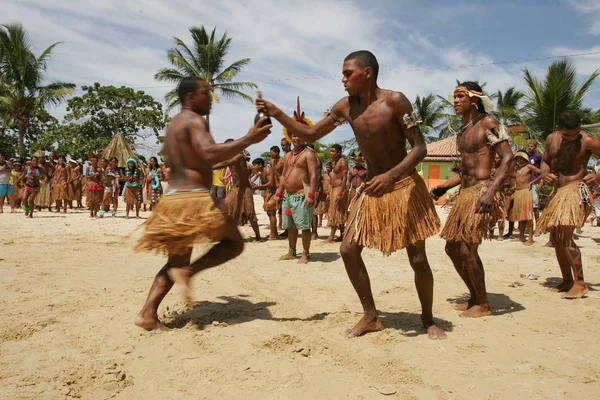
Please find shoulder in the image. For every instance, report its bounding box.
[385,90,410,108]
[481,115,499,130]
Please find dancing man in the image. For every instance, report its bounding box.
[134,76,271,330]
[536,110,600,299]
[257,50,445,339]
[326,144,348,243]
[431,82,514,318]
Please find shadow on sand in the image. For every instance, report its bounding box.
[164,295,452,338]
[447,292,525,316]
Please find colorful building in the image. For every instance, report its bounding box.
[416,135,460,205]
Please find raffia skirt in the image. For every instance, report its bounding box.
[52,182,68,201]
[85,181,104,207]
[226,186,257,225]
[509,188,534,222]
[38,181,53,207]
[134,190,227,255]
[345,172,440,256]
[440,182,506,244]
[124,186,142,205]
[68,180,82,201]
[327,186,348,228]
[315,196,329,215]
[536,181,592,244]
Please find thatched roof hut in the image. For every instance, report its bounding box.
[101,134,138,168]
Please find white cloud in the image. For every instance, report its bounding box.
[2,0,598,159]
[569,0,600,34]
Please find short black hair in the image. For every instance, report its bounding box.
[252,157,265,167]
[331,144,342,153]
[178,76,205,104]
[344,50,379,80]
[557,110,581,129]
[270,145,280,153]
[58,155,66,161]
[457,81,486,113]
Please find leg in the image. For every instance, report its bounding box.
[135,251,192,330]
[135,202,141,218]
[8,193,15,212]
[311,215,318,240]
[298,229,311,264]
[459,242,491,317]
[524,220,534,245]
[280,228,298,260]
[340,238,381,337]
[445,241,476,311]
[249,216,261,240]
[335,224,345,242]
[28,193,38,217]
[125,204,130,219]
[267,211,278,239]
[503,221,514,238]
[518,221,526,242]
[167,218,245,304]
[406,241,446,339]
[0,195,4,212]
[325,226,336,243]
[556,228,588,299]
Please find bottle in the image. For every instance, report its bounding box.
[254,91,272,127]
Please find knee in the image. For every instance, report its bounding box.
[459,243,473,260]
[340,240,360,260]
[409,252,428,271]
[444,242,456,257]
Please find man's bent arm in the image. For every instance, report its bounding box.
[387,93,427,182]
[271,99,344,143]
[486,140,515,196]
[190,119,253,165]
[307,152,319,196]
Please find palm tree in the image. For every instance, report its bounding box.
[0,23,75,158]
[522,59,600,140]
[413,94,447,143]
[494,87,525,126]
[155,26,258,119]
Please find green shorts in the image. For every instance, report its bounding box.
[282,193,313,231]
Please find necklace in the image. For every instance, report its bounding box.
[283,148,307,181]
[456,112,485,136]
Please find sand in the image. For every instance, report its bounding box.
[1,196,599,399]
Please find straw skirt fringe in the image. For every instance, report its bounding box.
[226,186,257,225]
[440,183,505,244]
[344,172,440,256]
[327,186,348,227]
[135,191,227,255]
[509,189,533,222]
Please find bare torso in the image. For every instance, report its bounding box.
[336,90,414,178]
[322,174,331,193]
[515,164,534,190]
[329,157,347,188]
[163,111,212,190]
[54,164,69,183]
[350,166,368,189]
[229,156,250,189]
[456,117,499,188]
[281,148,315,193]
[545,131,593,187]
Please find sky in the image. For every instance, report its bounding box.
[2,0,600,158]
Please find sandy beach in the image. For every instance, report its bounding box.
[1,196,599,399]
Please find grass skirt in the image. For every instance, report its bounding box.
[509,189,533,222]
[327,186,348,228]
[38,181,53,207]
[345,172,440,256]
[68,180,82,201]
[226,186,257,225]
[52,182,68,201]
[85,181,104,208]
[536,181,592,243]
[315,196,329,215]
[124,186,142,205]
[135,191,227,255]
[440,182,505,244]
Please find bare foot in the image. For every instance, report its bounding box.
[324,238,334,244]
[167,268,194,306]
[134,315,169,331]
[561,283,589,299]
[346,314,382,337]
[544,240,554,248]
[454,301,473,311]
[279,252,297,261]
[510,238,523,242]
[459,305,491,318]
[523,240,534,246]
[549,281,573,292]
[298,253,309,264]
[268,235,277,240]
[311,233,318,240]
[426,325,447,340]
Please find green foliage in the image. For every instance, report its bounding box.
[34,83,168,159]
[413,94,447,143]
[155,26,257,113]
[522,59,600,139]
[0,22,75,157]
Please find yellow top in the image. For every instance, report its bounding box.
[212,168,226,187]
[9,169,18,185]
